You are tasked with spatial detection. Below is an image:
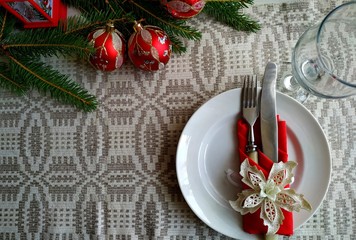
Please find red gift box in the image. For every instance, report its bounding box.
[0,0,67,28]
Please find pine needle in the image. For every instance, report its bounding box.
[203,1,260,32]
[0,0,259,111]
[3,27,94,59]
[0,62,28,95]
[8,56,98,112]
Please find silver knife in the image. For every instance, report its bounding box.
[260,62,278,162]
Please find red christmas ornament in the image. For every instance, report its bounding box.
[161,0,205,19]
[88,22,125,72]
[128,22,172,71]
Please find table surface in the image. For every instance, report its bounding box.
[1,1,355,239]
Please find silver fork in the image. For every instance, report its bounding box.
[242,76,260,163]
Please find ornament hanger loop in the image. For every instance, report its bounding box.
[106,21,115,32]
[133,19,145,32]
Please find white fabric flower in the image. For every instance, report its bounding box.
[229,159,312,235]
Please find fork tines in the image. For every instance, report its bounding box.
[241,75,259,159]
[242,76,258,108]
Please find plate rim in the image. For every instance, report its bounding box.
[176,88,332,238]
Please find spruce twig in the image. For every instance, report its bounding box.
[8,56,98,111]
[0,8,98,111]
[203,1,260,32]
[0,0,259,111]
[0,63,28,95]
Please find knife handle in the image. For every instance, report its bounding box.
[248,151,258,163]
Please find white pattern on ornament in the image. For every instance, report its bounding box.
[165,0,205,13]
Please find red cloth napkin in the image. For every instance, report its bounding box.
[237,115,293,235]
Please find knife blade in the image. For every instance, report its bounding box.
[260,62,278,162]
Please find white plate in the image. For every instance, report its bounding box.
[176,88,331,239]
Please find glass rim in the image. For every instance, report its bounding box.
[316,1,356,88]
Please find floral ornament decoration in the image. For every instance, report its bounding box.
[128,22,172,71]
[229,159,312,235]
[161,0,206,19]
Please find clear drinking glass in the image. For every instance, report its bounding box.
[283,2,356,102]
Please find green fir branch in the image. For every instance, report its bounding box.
[62,0,117,12]
[206,0,253,8]
[0,10,7,40]
[0,62,28,95]
[0,0,259,111]
[8,56,97,112]
[3,27,94,59]
[0,9,16,40]
[203,1,260,32]
[62,8,129,36]
[125,0,201,53]
[129,0,202,39]
[169,35,187,54]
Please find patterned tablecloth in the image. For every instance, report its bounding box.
[1,0,355,239]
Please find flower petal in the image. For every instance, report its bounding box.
[260,199,284,235]
[229,189,262,215]
[240,159,266,190]
[276,189,312,212]
[243,193,264,209]
[268,161,297,188]
[230,159,312,235]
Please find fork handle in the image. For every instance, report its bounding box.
[248,151,258,163]
[246,125,258,163]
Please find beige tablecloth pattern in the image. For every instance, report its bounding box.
[1,1,355,239]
